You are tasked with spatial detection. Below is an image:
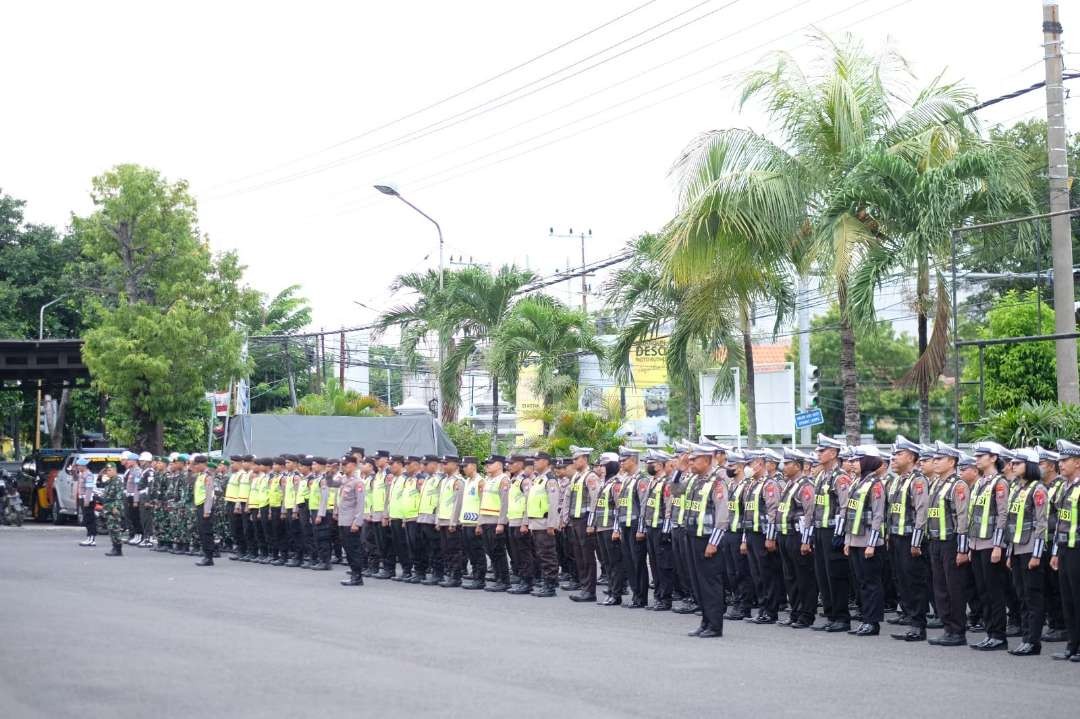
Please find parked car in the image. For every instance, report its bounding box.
[24,448,127,523]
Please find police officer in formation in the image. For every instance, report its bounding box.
[77,438,1080,662]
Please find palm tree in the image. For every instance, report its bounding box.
[294,378,392,416]
[490,296,606,435]
[243,285,314,412]
[604,233,744,441]
[440,265,536,453]
[664,33,1007,444]
[843,114,1033,440]
[375,269,456,422]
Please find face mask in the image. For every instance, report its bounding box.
[726,467,736,478]
[646,465,657,476]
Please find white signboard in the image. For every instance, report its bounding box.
[699,363,795,442]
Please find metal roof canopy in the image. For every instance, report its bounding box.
[0,339,90,386]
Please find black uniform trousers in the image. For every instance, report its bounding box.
[779,532,817,624]
[568,519,597,594]
[617,525,648,603]
[269,507,284,559]
[722,530,753,614]
[645,527,674,603]
[439,526,464,577]
[195,504,214,560]
[849,545,884,624]
[249,510,266,556]
[531,528,559,583]
[330,518,343,560]
[312,514,332,564]
[813,526,851,622]
[1059,545,1080,654]
[124,496,138,536]
[80,499,96,538]
[1010,551,1046,646]
[408,520,430,576]
[971,547,1009,640]
[462,525,485,581]
[929,537,969,637]
[342,523,366,574]
[258,507,275,558]
[672,526,695,603]
[293,507,309,562]
[597,530,626,597]
[687,534,726,633]
[746,532,783,617]
[558,527,577,579]
[481,524,510,584]
[389,518,413,575]
[891,534,930,628]
[418,522,442,578]
[1045,560,1066,630]
[229,503,247,556]
[509,524,535,584]
[140,501,154,541]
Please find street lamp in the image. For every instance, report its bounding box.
[36,292,70,450]
[374,184,445,420]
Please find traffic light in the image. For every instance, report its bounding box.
[805,364,820,408]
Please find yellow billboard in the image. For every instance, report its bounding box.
[514,364,544,440]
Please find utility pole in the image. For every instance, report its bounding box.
[1043,1,1079,403]
[283,338,298,408]
[339,329,346,388]
[549,227,592,312]
[798,276,811,445]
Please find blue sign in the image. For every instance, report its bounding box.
[795,408,824,429]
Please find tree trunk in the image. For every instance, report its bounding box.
[916,259,931,443]
[49,388,70,449]
[742,309,758,449]
[132,411,164,455]
[837,288,861,445]
[685,375,698,440]
[490,376,500,455]
[11,411,21,460]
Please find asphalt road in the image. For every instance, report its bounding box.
[1,525,1077,719]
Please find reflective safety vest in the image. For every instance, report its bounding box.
[388,474,407,519]
[526,476,550,519]
[845,478,873,536]
[419,475,442,515]
[1055,481,1080,549]
[248,473,266,509]
[193,472,208,506]
[570,472,586,519]
[459,477,481,525]
[283,475,297,510]
[224,471,241,503]
[370,471,387,513]
[594,481,616,529]
[927,476,958,539]
[617,474,641,527]
[236,470,251,503]
[645,478,665,528]
[437,476,459,521]
[1047,477,1065,535]
[741,479,765,532]
[363,475,373,513]
[887,472,916,535]
[267,474,284,507]
[306,477,334,510]
[1006,482,1042,546]
[507,477,526,521]
[727,479,745,531]
[687,479,716,537]
[778,478,810,535]
[969,476,1001,540]
[401,477,420,519]
[675,476,697,526]
[297,474,311,506]
[479,475,504,516]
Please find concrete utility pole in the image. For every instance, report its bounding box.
[549,227,591,312]
[798,276,811,445]
[1043,1,1079,404]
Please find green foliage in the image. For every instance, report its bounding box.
[293,379,392,417]
[368,345,404,408]
[243,285,314,413]
[104,400,211,451]
[960,290,1059,426]
[790,306,948,442]
[72,165,252,451]
[532,410,621,456]
[441,421,504,458]
[973,401,1080,448]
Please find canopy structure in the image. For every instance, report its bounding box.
[223,414,456,458]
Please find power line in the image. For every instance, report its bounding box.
[207,0,663,192]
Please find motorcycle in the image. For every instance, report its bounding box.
[0,471,26,526]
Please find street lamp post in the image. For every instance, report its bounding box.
[374,185,445,420]
[36,293,70,449]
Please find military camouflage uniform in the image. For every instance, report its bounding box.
[213,469,230,549]
[102,473,126,545]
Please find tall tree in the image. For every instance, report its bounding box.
[490,296,605,435]
[440,265,535,452]
[72,165,253,453]
[666,33,1007,444]
[241,285,314,413]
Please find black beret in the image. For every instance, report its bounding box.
[257,457,273,467]
[342,454,357,464]
[229,455,243,462]
[350,446,365,455]
[272,456,286,465]
[485,455,506,465]
[423,454,440,463]
[299,457,313,467]
[406,455,422,463]
[443,455,460,463]
[534,451,552,461]
[391,455,405,464]
[375,450,391,458]
[191,454,208,464]
[282,453,299,462]
[242,454,255,462]
[461,456,478,465]
[312,456,327,465]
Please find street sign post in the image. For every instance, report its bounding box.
[794,408,824,430]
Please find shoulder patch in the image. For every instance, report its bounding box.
[873,483,882,498]
[837,476,851,488]
[801,485,813,501]
[637,479,649,493]
[913,480,924,492]
[955,483,966,500]
[1035,488,1046,506]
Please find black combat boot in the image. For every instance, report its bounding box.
[105,542,123,557]
[195,557,214,567]
[532,580,556,598]
[340,572,364,586]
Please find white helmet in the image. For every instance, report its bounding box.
[138,451,153,462]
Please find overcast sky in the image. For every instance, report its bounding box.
[3,0,1075,334]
